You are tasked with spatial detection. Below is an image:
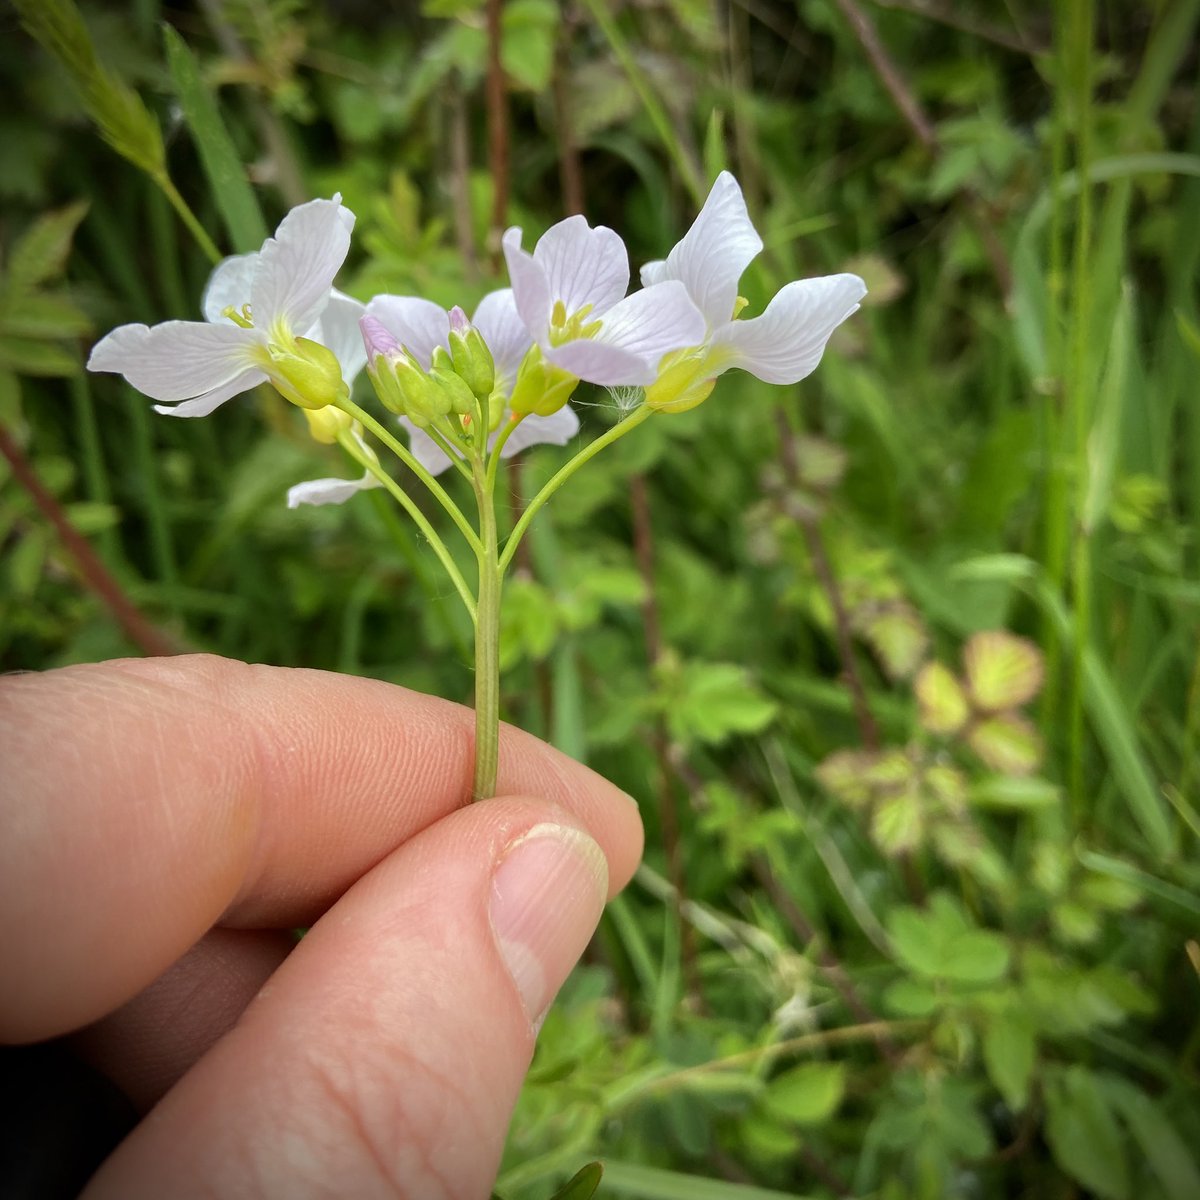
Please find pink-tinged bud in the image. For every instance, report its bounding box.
[448,305,469,333]
[360,314,401,362]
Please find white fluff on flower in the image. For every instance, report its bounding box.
[87,196,365,416]
[502,216,706,386]
[640,172,867,385]
[363,288,580,477]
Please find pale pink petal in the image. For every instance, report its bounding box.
[310,289,367,384]
[533,215,629,316]
[399,418,458,477]
[502,227,553,343]
[713,273,866,384]
[202,254,259,324]
[87,321,261,401]
[588,279,707,374]
[639,172,763,328]
[472,288,532,394]
[287,472,378,508]
[496,406,580,459]
[545,339,657,387]
[151,368,269,417]
[364,295,450,370]
[251,196,354,333]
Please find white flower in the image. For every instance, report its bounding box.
[87,196,365,417]
[363,289,580,477]
[502,216,706,386]
[640,172,866,402]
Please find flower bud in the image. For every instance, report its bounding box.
[428,351,478,417]
[303,404,353,444]
[447,316,496,401]
[266,338,349,411]
[509,345,579,417]
[644,348,715,414]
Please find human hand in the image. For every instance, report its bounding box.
[0,655,643,1198]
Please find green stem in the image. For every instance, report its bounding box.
[341,399,483,555]
[472,460,502,801]
[156,173,222,265]
[340,434,477,621]
[424,421,473,482]
[485,413,526,494]
[499,404,653,575]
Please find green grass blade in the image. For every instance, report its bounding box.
[600,1161,817,1200]
[162,24,268,254]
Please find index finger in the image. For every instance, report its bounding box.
[0,654,643,1042]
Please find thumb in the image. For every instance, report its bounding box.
[85,797,630,1200]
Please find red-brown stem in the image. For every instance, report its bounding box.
[485,0,510,271]
[775,413,880,751]
[552,5,584,216]
[0,426,180,658]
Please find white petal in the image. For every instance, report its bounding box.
[202,254,258,323]
[714,273,867,384]
[363,295,450,370]
[472,288,532,394]
[152,368,269,417]
[641,172,763,328]
[399,418,458,476]
[251,196,354,333]
[502,227,552,343]
[87,320,261,401]
[287,471,379,508]
[309,289,367,384]
[496,406,580,459]
[546,339,658,387]
[533,215,629,316]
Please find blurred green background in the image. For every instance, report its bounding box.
[2,0,1199,1196]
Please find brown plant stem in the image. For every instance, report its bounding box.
[0,426,179,658]
[831,0,1013,295]
[629,474,699,998]
[749,854,902,1066]
[552,6,584,216]
[447,74,479,285]
[485,0,510,271]
[776,413,880,751]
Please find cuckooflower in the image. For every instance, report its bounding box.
[502,216,706,388]
[87,196,365,417]
[363,289,580,477]
[639,172,867,411]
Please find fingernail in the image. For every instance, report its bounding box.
[489,823,608,1024]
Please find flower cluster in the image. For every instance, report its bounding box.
[88,173,866,500]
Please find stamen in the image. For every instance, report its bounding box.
[222,304,255,329]
[732,296,749,320]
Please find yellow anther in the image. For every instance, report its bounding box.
[732,296,749,320]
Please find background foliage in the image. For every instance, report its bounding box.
[3,0,1199,1196]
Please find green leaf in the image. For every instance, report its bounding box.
[888,893,1010,984]
[1102,1077,1200,1200]
[762,1062,846,1126]
[1045,1066,1131,1200]
[548,1161,604,1200]
[968,776,1060,810]
[662,661,778,747]
[962,630,1044,711]
[4,200,89,292]
[501,0,559,92]
[0,336,79,377]
[871,785,924,855]
[0,292,92,339]
[914,661,969,734]
[883,978,941,1017]
[162,25,268,254]
[967,712,1042,775]
[8,530,48,597]
[0,369,21,425]
[982,1010,1036,1111]
[599,1158,813,1199]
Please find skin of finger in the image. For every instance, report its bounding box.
[72,928,295,1113]
[84,797,612,1200]
[0,655,642,1043]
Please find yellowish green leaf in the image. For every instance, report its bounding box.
[915,661,969,734]
[963,630,1044,711]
